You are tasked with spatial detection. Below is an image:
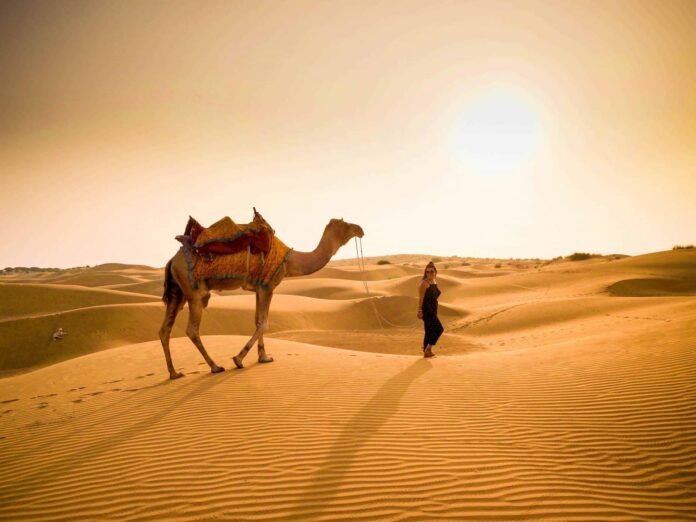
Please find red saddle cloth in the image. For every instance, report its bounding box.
[181,216,273,256]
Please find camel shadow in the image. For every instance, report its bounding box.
[1,364,255,503]
[285,358,432,520]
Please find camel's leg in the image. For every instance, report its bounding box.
[256,290,273,364]
[233,288,274,368]
[187,296,225,374]
[159,294,185,380]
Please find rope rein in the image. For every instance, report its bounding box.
[355,237,421,329]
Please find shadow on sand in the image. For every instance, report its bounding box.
[0,364,256,504]
[284,357,432,520]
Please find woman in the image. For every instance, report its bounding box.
[417,261,444,358]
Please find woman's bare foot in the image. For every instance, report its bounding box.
[424,346,435,358]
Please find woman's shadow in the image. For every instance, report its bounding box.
[285,357,432,519]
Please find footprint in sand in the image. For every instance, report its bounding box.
[37,402,49,409]
[72,399,83,404]
[1,399,19,404]
[87,391,104,396]
[2,410,13,415]
[110,388,122,392]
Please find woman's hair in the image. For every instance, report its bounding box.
[422,261,437,280]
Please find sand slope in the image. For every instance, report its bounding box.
[1,249,694,370]
[1,249,695,520]
[1,324,694,520]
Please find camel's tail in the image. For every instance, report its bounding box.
[162,258,184,305]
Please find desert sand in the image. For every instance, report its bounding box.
[1,250,695,520]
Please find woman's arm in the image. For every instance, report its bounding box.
[417,280,427,318]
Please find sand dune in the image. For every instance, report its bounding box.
[1,324,694,520]
[102,279,167,296]
[0,264,161,287]
[43,272,145,287]
[298,264,423,281]
[2,250,693,369]
[0,283,159,321]
[585,248,696,275]
[608,278,696,297]
[1,249,694,520]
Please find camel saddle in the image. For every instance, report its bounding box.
[175,214,290,290]
[178,215,273,257]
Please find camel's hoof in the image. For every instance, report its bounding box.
[233,356,244,369]
[211,366,225,374]
[170,372,185,380]
[258,356,274,364]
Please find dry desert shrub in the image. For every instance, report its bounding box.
[567,252,599,261]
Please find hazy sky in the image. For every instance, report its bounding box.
[1,0,694,268]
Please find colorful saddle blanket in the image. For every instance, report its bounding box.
[176,215,290,290]
[189,216,272,256]
[191,235,291,290]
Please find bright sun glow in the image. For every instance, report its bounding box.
[453,91,543,174]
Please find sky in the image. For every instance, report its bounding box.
[1,0,694,268]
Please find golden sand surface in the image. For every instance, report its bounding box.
[0,250,695,520]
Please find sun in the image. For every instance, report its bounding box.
[453,91,543,174]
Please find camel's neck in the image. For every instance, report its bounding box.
[285,228,342,277]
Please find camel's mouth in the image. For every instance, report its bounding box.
[353,225,365,238]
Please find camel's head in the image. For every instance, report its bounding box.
[328,218,364,246]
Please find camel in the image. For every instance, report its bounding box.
[159,215,364,379]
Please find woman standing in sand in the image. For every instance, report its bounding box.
[417,261,444,358]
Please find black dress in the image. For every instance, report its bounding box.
[422,282,444,349]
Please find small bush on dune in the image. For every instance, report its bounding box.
[377,259,391,265]
[431,256,443,262]
[673,244,694,250]
[567,252,598,261]
[494,263,502,268]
